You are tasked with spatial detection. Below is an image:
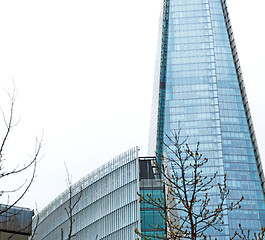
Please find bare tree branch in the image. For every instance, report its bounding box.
[136,130,243,240]
[0,135,43,215]
[0,86,43,240]
[62,163,82,240]
[30,204,40,240]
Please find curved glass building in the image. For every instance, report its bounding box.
[148,0,265,238]
[34,149,165,240]
[35,148,140,239]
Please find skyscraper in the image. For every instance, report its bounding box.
[148,0,265,237]
[34,0,264,239]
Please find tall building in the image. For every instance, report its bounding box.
[148,0,265,237]
[34,0,264,239]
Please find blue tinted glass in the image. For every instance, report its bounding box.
[149,0,265,238]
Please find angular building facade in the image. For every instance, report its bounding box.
[148,0,265,238]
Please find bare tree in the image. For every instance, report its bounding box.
[0,87,42,238]
[60,163,82,240]
[230,225,265,240]
[29,205,40,240]
[136,130,243,240]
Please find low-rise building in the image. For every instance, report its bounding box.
[0,205,34,240]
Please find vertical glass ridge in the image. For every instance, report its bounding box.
[220,0,265,200]
[156,0,171,164]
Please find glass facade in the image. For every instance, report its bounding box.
[139,157,166,238]
[34,148,140,240]
[148,0,265,238]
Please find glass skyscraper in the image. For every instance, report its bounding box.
[148,0,265,238]
[34,0,265,239]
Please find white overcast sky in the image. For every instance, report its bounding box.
[0,0,264,211]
